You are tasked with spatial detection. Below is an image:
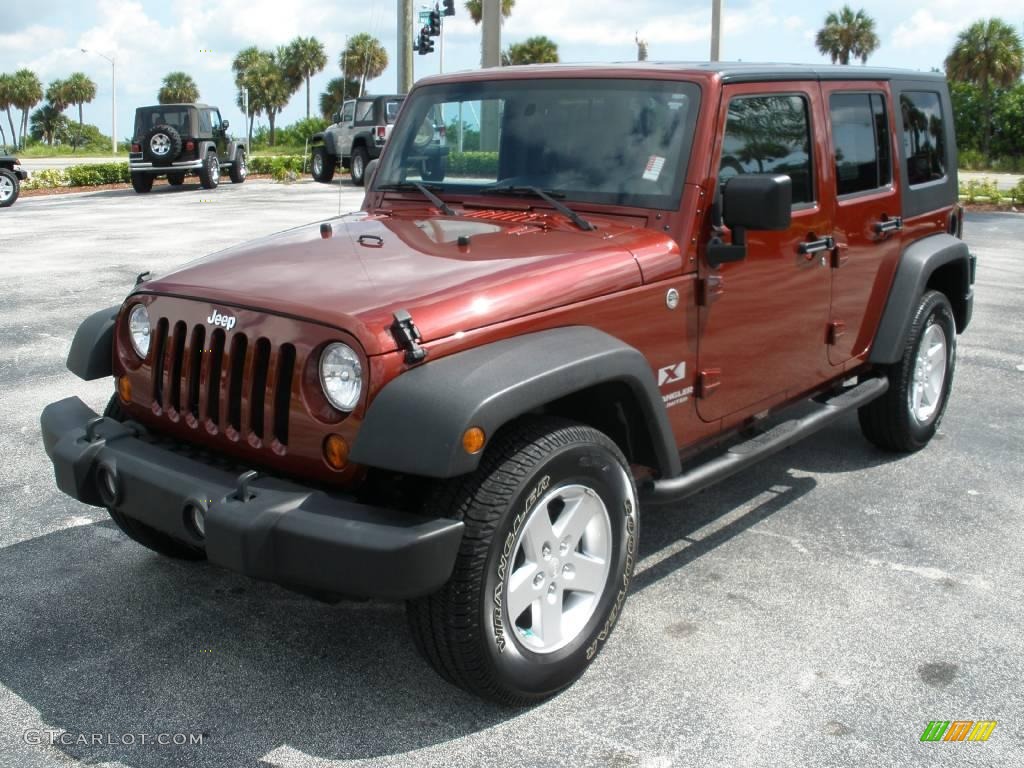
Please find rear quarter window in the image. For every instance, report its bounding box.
[900,91,946,186]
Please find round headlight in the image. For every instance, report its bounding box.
[319,343,363,412]
[128,304,151,358]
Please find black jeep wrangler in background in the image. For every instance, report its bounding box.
[129,104,247,193]
[0,150,28,208]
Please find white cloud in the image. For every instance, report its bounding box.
[0,25,67,55]
[892,9,959,50]
[783,16,804,32]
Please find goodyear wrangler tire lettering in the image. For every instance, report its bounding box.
[406,418,639,705]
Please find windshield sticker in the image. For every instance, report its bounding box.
[643,155,666,182]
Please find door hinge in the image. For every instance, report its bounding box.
[698,369,722,398]
[831,242,849,269]
[699,275,725,306]
[828,321,846,345]
[391,309,428,364]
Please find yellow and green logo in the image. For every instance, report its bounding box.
[920,721,997,742]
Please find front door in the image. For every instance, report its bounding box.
[208,109,229,161]
[821,84,903,364]
[697,83,835,423]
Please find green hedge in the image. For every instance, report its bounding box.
[446,151,499,176]
[248,155,306,176]
[64,162,130,186]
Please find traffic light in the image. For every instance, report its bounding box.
[428,10,441,36]
[417,27,435,55]
[443,0,455,16]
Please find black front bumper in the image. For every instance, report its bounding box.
[40,397,463,599]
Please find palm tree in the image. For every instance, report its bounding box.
[65,72,97,129]
[242,51,292,145]
[30,104,69,145]
[158,71,200,104]
[45,79,70,112]
[283,36,327,119]
[465,0,515,24]
[319,76,361,120]
[946,18,1024,157]
[1,74,22,148]
[502,36,559,65]
[816,6,880,65]
[233,47,267,145]
[340,34,388,97]
[12,69,42,148]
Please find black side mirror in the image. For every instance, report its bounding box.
[332,111,342,124]
[221,119,230,131]
[707,174,792,268]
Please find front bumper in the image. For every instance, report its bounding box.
[40,397,463,599]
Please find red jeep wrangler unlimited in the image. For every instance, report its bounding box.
[42,64,974,705]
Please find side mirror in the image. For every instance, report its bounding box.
[707,174,792,268]
[221,119,230,131]
[332,111,341,124]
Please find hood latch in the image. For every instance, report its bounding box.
[391,309,428,364]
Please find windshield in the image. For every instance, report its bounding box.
[134,107,191,138]
[375,78,700,211]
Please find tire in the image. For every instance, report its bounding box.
[130,173,154,193]
[198,151,220,190]
[167,172,185,186]
[229,148,247,184]
[407,417,639,705]
[0,169,19,207]
[351,146,369,186]
[422,157,446,182]
[859,290,957,452]
[101,397,205,561]
[143,124,183,163]
[311,147,335,183]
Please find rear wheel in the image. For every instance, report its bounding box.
[311,147,335,183]
[351,146,369,186]
[102,396,205,560]
[167,172,185,186]
[198,151,220,189]
[229,149,247,184]
[407,417,639,705]
[0,169,19,207]
[859,290,957,452]
[130,173,153,193]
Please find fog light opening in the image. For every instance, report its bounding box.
[185,504,206,539]
[96,466,118,506]
[323,434,349,471]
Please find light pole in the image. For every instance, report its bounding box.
[710,0,722,62]
[82,48,116,156]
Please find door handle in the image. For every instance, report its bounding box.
[875,216,903,234]
[798,236,835,257]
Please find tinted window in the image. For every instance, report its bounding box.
[720,95,814,205]
[900,91,946,186]
[355,100,375,122]
[830,93,892,196]
[198,109,212,134]
[133,107,190,137]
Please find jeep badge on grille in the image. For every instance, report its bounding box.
[206,309,237,331]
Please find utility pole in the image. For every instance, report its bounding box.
[480,0,501,151]
[710,0,722,61]
[398,0,414,93]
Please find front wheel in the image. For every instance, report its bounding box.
[350,146,369,186]
[311,147,335,183]
[0,169,20,207]
[407,417,639,705]
[859,289,957,452]
[167,172,185,186]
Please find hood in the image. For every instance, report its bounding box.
[139,208,680,356]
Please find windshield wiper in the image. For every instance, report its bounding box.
[479,185,596,231]
[377,181,455,216]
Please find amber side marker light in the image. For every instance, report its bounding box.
[323,434,349,470]
[462,427,486,455]
[117,376,132,404]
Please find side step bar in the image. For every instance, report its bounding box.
[641,377,889,503]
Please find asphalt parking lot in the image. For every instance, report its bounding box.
[0,180,1021,768]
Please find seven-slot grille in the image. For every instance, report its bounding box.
[149,317,297,449]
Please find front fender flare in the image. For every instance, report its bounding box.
[66,306,119,381]
[350,327,682,480]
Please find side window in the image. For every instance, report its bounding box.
[355,100,375,122]
[209,110,222,132]
[198,109,212,134]
[719,94,814,205]
[341,101,355,123]
[829,92,892,196]
[900,91,946,186]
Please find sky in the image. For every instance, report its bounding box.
[1,0,1023,142]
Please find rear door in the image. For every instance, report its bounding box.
[821,83,903,364]
[697,82,835,423]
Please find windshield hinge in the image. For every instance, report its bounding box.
[391,309,428,364]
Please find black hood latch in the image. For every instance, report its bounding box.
[391,310,428,365]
